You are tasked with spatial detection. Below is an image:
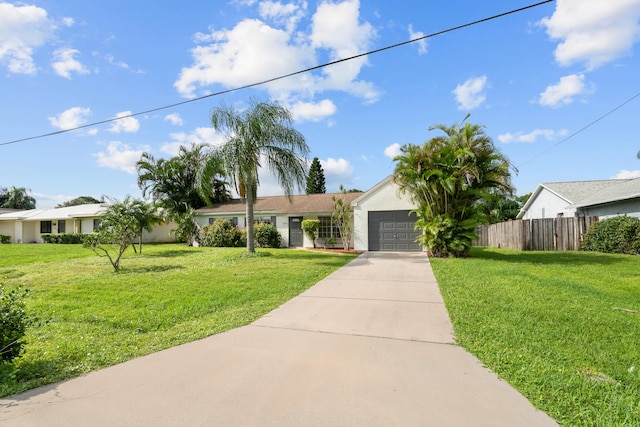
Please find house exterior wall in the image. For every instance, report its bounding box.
[521,190,576,219]
[141,222,178,243]
[579,199,640,219]
[352,180,417,252]
[0,222,13,240]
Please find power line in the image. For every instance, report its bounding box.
[0,0,554,147]
[518,91,640,167]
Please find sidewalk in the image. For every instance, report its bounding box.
[0,252,557,426]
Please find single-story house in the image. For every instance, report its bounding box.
[517,178,640,220]
[195,176,422,252]
[0,203,176,244]
[195,192,364,249]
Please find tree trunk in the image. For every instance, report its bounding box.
[245,182,255,253]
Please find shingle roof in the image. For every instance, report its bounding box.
[541,180,623,204]
[196,192,364,215]
[572,177,640,207]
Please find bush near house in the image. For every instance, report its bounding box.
[254,222,282,248]
[0,234,10,244]
[41,233,85,244]
[582,215,640,255]
[198,219,246,248]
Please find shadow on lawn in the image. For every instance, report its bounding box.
[118,265,186,274]
[471,247,632,266]
[142,249,195,258]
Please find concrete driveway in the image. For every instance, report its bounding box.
[0,252,557,426]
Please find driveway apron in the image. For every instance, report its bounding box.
[0,252,557,426]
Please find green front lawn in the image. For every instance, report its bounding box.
[431,248,640,427]
[0,244,357,397]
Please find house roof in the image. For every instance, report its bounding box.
[195,192,364,215]
[572,177,640,208]
[0,204,106,221]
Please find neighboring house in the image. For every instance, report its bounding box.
[0,204,176,244]
[195,192,364,249]
[518,178,640,220]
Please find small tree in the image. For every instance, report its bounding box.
[306,157,326,194]
[170,208,199,246]
[1,284,37,364]
[83,198,139,271]
[129,199,163,253]
[301,219,320,248]
[331,185,353,250]
[56,196,103,208]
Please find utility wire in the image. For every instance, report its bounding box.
[0,0,553,147]
[518,91,640,167]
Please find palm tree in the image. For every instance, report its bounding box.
[393,115,514,257]
[206,99,309,253]
[137,143,229,215]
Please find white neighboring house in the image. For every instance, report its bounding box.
[518,178,640,220]
[0,203,176,244]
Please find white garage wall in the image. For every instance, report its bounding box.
[352,177,417,252]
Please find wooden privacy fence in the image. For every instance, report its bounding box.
[474,216,599,251]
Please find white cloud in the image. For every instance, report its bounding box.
[612,169,640,179]
[160,127,226,156]
[105,54,129,69]
[384,143,401,159]
[539,0,640,70]
[321,157,354,187]
[453,76,488,110]
[48,106,91,130]
[408,24,427,55]
[258,0,307,32]
[108,111,140,133]
[174,0,379,104]
[0,3,55,74]
[52,48,89,79]
[164,113,184,126]
[289,99,336,121]
[539,73,592,107]
[498,128,568,144]
[94,141,148,174]
[61,17,74,27]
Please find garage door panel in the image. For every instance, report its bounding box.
[368,211,420,252]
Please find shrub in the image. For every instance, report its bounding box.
[301,219,320,248]
[0,234,10,244]
[582,215,640,254]
[254,222,282,248]
[0,285,36,364]
[41,233,84,244]
[199,219,245,247]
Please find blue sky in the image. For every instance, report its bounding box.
[1,0,639,209]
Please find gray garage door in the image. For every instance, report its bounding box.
[368,210,421,251]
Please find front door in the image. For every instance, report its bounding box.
[289,217,303,247]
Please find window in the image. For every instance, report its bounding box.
[318,216,340,239]
[93,219,101,231]
[58,220,66,233]
[40,221,52,234]
[210,217,239,226]
[254,216,275,225]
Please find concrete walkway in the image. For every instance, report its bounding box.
[0,252,557,426]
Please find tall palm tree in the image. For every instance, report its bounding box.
[206,99,309,253]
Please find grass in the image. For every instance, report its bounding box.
[430,247,640,427]
[0,243,357,397]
